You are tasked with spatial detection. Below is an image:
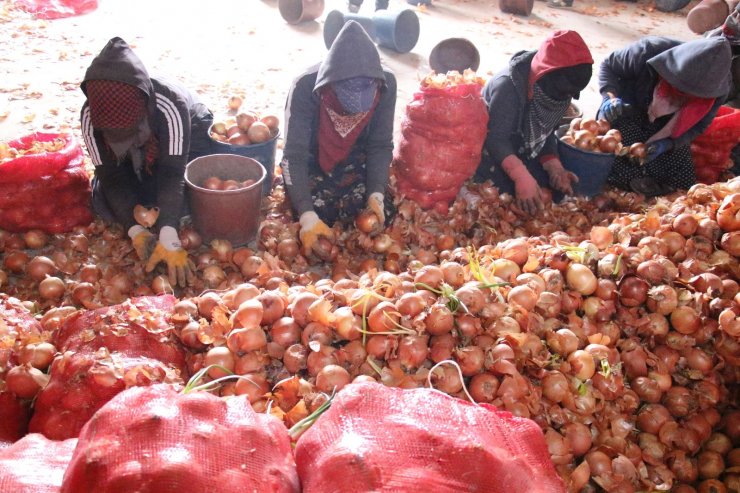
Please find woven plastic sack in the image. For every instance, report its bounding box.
[53,295,187,374]
[393,83,488,213]
[13,0,97,19]
[61,384,300,493]
[0,433,77,493]
[691,106,740,183]
[0,133,92,233]
[295,382,565,493]
[29,350,183,440]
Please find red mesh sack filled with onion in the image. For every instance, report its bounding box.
[294,382,565,493]
[60,383,300,493]
[0,433,77,493]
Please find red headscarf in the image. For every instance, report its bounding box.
[528,30,594,99]
[654,78,714,138]
[86,80,147,129]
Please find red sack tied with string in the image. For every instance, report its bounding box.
[294,382,566,493]
[0,433,77,493]
[691,106,740,183]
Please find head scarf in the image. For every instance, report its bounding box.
[647,77,714,143]
[86,80,147,129]
[723,4,740,44]
[333,77,379,114]
[528,30,594,99]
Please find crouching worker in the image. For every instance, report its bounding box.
[81,37,215,286]
[598,36,732,196]
[280,21,397,254]
[475,30,594,215]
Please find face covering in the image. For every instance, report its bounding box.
[332,77,378,114]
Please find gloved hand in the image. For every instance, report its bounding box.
[645,138,674,163]
[299,211,334,255]
[128,225,156,261]
[502,155,542,215]
[599,97,625,123]
[542,158,579,195]
[367,192,385,225]
[145,226,194,287]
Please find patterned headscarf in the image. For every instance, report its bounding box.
[86,80,147,129]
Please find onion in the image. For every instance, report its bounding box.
[283,344,308,373]
[203,265,226,288]
[567,350,595,380]
[671,306,700,335]
[367,301,399,333]
[507,285,537,311]
[637,404,672,434]
[4,251,29,273]
[27,256,57,281]
[179,227,202,250]
[717,193,740,232]
[22,229,47,249]
[234,373,270,404]
[18,342,56,370]
[315,364,351,393]
[204,346,235,378]
[39,276,65,300]
[425,303,454,335]
[227,327,267,353]
[151,275,172,294]
[673,213,698,237]
[619,275,649,307]
[396,292,427,318]
[5,364,49,399]
[231,299,263,329]
[566,264,597,295]
[469,372,499,403]
[454,345,484,376]
[355,209,380,234]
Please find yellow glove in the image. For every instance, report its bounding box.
[299,211,334,255]
[128,225,156,261]
[367,192,385,225]
[145,226,195,287]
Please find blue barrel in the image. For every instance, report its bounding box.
[209,126,278,197]
[373,9,419,54]
[556,126,614,198]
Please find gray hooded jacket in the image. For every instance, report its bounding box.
[80,37,212,229]
[599,36,732,149]
[280,21,397,216]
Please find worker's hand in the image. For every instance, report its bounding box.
[502,155,543,216]
[367,192,385,225]
[542,158,579,195]
[128,225,156,261]
[599,97,625,123]
[299,211,334,255]
[645,138,674,163]
[145,226,194,287]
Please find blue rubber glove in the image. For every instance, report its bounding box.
[645,139,674,163]
[599,97,625,123]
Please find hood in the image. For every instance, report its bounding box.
[648,36,732,99]
[314,21,386,91]
[528,30,593,97]
[81,37,154,104]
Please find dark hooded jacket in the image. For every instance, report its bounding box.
[598,36,732,149]
[280,21,397,216]
[80,37,212,229]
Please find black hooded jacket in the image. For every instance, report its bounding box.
[280,21,397,216]
[80,37,212,229]
[599,36,732,149]
[482,51,559,165]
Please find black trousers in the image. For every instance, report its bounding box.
[348,0,389,9]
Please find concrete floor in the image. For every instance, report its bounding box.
[0,0,700,143]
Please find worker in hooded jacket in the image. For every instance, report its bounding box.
[80,37,214,287]
[280,21,396,254]
[476,30,594,215]
[598,36,732,196]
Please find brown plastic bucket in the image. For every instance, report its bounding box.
[185,154,265,246]
[499,0,533,16]
[279,0,325,24]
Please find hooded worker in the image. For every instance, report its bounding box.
[280,21,396,254]
[81,37,214,287]
[598,36,732,196]
[475,30,594,215]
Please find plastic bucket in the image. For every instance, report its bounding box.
[323,10,377,49]
[373,9,419,53]
[655,0,691,12]
[429,38,480,73]
[556,126,614,197]
[209,125,278,197]
[185,154,265,246]
[278,0,325,24]
[499,0,533,16]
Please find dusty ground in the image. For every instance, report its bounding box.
[0,0,701,147]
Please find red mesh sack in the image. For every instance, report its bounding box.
[393,83,488,212]
[0,391,30,447]
[53,295,186,374]
[12,0,98,19]
[691,106,740,183]
[60,384,300,493]
[0,433,77,493]
[29,350,183,440]
[295,382,565,493]
[0,133,92,233]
